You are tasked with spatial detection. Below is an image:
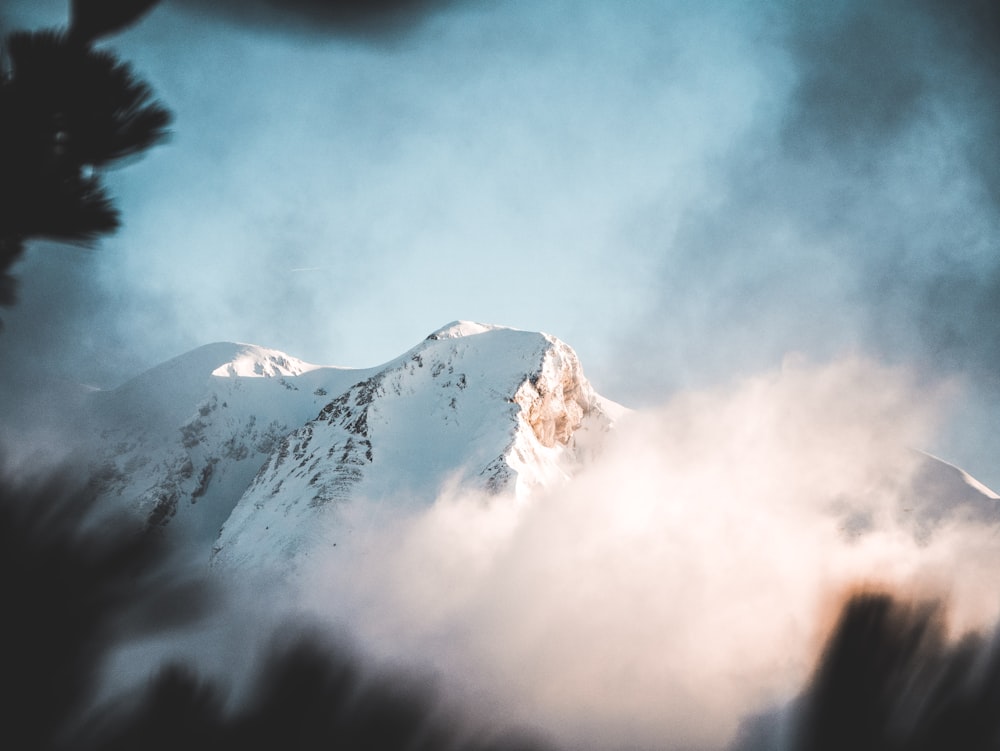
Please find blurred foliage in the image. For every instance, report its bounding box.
[0,0,168,313]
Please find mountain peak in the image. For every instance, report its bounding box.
[426,320,509,340]
[210,322,622,567]
[209,343,321,378]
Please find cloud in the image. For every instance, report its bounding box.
[783,4,930,153]
[7,437,1000,750]
[783,0,1000,155]
[776,0,1000,377]
[290,356,1000,750]
[600,1,1000,499]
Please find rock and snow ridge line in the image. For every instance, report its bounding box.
[88,321,622,566]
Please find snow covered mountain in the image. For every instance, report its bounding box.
[86,320,1000,571]
[88,322,623,565]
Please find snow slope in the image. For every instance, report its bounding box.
[87,323,620,562]
[88,342,365,546]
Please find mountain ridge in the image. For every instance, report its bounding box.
[87,321,621,565]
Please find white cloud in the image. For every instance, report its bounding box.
[290,356,999,750]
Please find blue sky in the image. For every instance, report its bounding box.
[3,0,1000,486]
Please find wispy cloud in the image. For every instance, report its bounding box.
[293,356,1000,749]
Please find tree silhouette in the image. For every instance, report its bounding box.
[0,0,168,312]
[792,593,1000,751]
[70,0,163,44]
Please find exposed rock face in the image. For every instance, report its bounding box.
[515,337,594,449]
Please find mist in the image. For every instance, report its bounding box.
[5,356,1000,750]
[4,0,1000,748]
[281,355,1000,750]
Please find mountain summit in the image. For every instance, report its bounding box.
[89,322,623,565]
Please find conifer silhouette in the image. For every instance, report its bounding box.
[70,0,162,44]
[0,0,168,314]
